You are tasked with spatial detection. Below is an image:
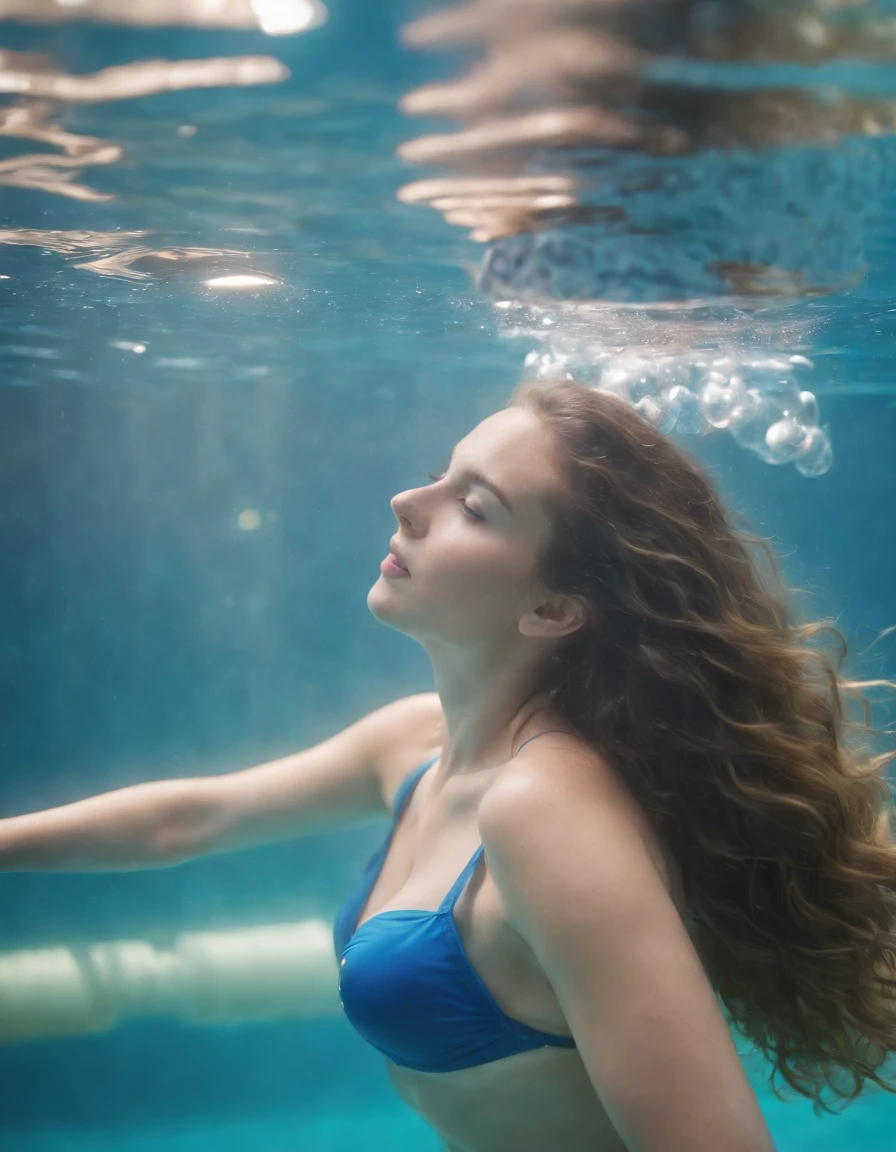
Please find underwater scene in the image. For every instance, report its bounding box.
[0,1,895,1149]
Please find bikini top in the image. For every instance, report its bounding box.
[332,737,577,1074]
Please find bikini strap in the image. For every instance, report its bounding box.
[391,754,439,820]
[514,728,568,755]
[434,732,568,912]
[439,843,486,914]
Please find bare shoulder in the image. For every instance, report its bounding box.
[374,691,445,810]
[482,734,686,918]
[478,738,772,1152]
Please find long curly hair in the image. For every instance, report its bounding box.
[511,379,896,1112]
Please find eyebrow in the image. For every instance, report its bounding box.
[444,448,515,515]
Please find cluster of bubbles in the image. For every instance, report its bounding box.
[523,348,833,477]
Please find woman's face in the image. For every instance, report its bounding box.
[368,406,564,647]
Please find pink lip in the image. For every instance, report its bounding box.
[381,554,410,576]
[388,539,409,570]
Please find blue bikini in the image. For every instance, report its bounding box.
[332,732,577,1073]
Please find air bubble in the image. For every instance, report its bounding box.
[667,385,709,435]
[729,388,770,452]
[507,303,832,476]
[558,355,830,475]
[794,427,833,477]
[797,390,819,427]
[700,379,741,429]
[634,396,665,429]
[764,418,811,465]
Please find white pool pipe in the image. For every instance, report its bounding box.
[0,919,341,1044]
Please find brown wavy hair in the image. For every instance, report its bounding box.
[511,379,896,1112]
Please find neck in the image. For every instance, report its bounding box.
[425,638,553,780]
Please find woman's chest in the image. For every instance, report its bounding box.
[353,773,573,1040]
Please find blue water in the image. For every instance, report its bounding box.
[1,2,895,1148]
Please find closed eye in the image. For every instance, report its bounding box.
[427,470,486,522]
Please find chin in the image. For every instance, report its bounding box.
[367,579,396,619]
[367,582,420,636]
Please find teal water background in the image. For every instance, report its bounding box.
[0,2,895,1148]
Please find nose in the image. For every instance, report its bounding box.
[390,485,421,522]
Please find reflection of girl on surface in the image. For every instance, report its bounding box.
[2,381,895,1152]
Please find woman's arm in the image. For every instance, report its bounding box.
[0,694,437,872]
[479,753,777,1152]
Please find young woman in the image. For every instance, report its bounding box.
[2,381,895,1152]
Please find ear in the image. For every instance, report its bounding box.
[519,595,589,641]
